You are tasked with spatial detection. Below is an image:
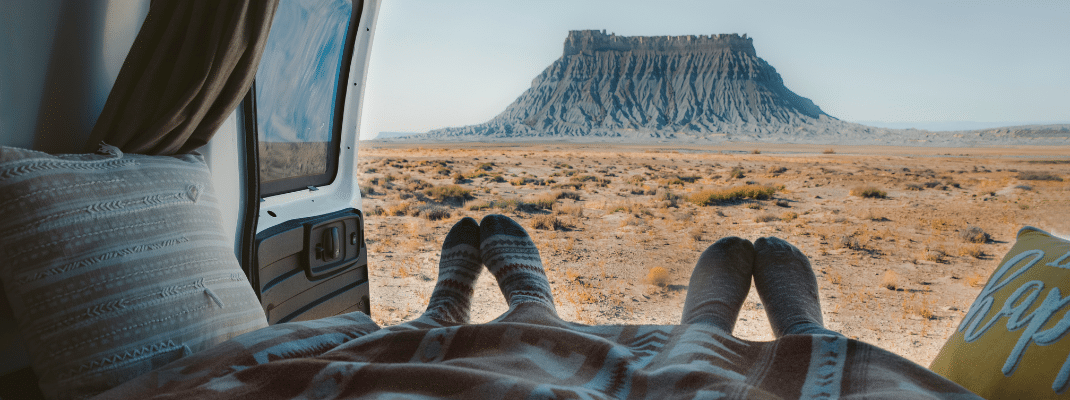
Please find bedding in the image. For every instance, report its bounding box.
[95,303,978,399]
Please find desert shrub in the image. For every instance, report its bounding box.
[850,186,887,199]
[418,205,450,221]
[627,175,646,185]
[571,175,610,187]
[451,173,466,183]
[923,181,942,188]
[528,193,558,210]
[751,149,761,154]
[767,166,787,174]
[781,211,798,222]
[425,185,473,203]
[687,184,780,206]
[960,225,989,243]
[905,183,923,191]
[880,270,899,290]
[644,266,670,287]
[755,213,778,223]
[729,167,745,179]
[1014,184,1033,191]
[775,199,789,208]
[924,249,946,263]
[552,182,584,190]
[368,205,385,216]
[386,202,415,216]
[835,235,862,250]
[823,149,836,154]
[475,162,495,171]
[555,204,584,217]
[746,203,762,210]
[467,201,492,211]
[1017,171,1063,181]
[557,191,582,201]
[531,215,566,230]
[488,174,505,183]
[434,166,451,176]
[678,175,701,183]
[689,227,703,241]
[958,245,985,259]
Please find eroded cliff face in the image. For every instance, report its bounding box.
[426,30,842,140]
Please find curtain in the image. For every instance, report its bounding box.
[85,0,278,155]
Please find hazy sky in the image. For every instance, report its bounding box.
[358,0,1069,139]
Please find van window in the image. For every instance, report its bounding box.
[255,0,355,196]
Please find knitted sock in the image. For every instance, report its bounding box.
[422,217,482,324]
[478,214,556,313]
[753,236,839,337]
[681,237,756,333]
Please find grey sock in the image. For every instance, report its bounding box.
[423,217,482,324]
[479,214,556,313]
[681,237,755,333]
[753,236,835,338]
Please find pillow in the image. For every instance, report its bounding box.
[930,226,1070,399]
[0,145,267,400]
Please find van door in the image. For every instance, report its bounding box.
[244,0,379,324]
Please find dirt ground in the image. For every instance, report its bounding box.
[356,141,1070,368]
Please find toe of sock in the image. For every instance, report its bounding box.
[443,217,480,248]
[480,214,530,240]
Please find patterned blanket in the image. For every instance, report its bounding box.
[95,303,980,399]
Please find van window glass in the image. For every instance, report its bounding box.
[255,0,353,195]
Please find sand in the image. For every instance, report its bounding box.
[356,141,1070,367]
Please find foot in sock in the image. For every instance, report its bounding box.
[681,237,755,333]
[478,214,556,313]
[422,217,483,324]
[753,236,839,337]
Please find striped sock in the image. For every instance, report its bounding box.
[478,214,556,313]
[422,217,482,324]
[681,236,755,333]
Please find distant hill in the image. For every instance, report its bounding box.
[374,131,420,140]
[396,30,1066,146]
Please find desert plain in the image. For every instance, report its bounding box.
[356,141,1069,367]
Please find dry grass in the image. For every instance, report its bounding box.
[1017,171,1063,181]
[425,185,473,202]
[755,213,779,223]
[959,226,989,243]
[531,215,567,230]
[850,186,888,199]
[880,270,899,290]
[780,211,798,222]
[688,185,779,206]
[644,266,670,287]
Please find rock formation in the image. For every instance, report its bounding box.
[412,30,1066,146]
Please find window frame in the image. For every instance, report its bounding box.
[255,0,360,198]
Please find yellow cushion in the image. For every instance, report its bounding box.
[930,226,1070,399]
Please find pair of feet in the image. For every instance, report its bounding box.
[682,236,835,338]
[422,214,834,339]
[422,215,558,325]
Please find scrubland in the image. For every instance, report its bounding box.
[357,141,1070,367]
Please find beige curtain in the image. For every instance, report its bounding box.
[86,0,278,155]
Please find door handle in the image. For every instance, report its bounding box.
[321,227,340,260]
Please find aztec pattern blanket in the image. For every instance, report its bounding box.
[92,216,980,399]
[94,304,980,399]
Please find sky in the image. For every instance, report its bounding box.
[358,0,1070,139]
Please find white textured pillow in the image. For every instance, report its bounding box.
[0,146,267,400]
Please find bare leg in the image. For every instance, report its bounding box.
[422,217,482,324]
[479,214,557,314]
[681,237,755,334]
[753,236,841,337]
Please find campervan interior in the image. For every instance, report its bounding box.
[1,0,380,397]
